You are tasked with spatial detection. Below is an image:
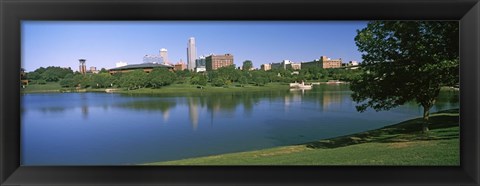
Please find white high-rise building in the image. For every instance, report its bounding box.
[160,48,169,64]
[187,37,197,71]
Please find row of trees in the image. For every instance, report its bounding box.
[26,66,74,84]
[25,63,361,90]
[57,68,176,90]
[190,65,361,87]
[25,66,108,84]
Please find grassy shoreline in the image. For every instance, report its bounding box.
[20,82,458,94]
[144,109,459,165]
[21,82,291,94]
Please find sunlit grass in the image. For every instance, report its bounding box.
[21,82,61,93]
[118,83,290,95]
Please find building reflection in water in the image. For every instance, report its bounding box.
[162,110,170,122]
[186,93,260,130]
[322,91,344,111]
[284,89,306,111]
[81,105,89,119]
[114,100,176,124]
[188,97,199,130]
[283,85,348,112]
[80,94,89,119]
[109,87,349,130]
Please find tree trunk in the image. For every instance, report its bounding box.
[422,105,431,133]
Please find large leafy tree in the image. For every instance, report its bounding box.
[242,60,253,71]
[352,21,459,132]
[217,65,240,83]
[28,66,74,82]
[91,73,114,88]
[119,70,148,90]
[41,66,74,82]
[148,68,176,88]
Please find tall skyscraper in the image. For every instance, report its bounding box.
[160,48,169,64]
[78,59,87,75]
[187,37,197,71]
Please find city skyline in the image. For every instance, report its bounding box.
[22,21,367,72]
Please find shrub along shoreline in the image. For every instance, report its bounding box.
[144,109,459,165]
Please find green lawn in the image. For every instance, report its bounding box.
[117,83,290,95]
[145,109,459,166]
[21,82,62,93]
[20,82,290,94]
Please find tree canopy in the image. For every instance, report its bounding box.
[27,66,73,82]
[148,68,177,88]
[351,21,459,132]
[242,60,253,71]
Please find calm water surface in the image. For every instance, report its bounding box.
[21,84,459,165]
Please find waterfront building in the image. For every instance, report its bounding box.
[89,66,99,74]
[301,56,342,69]
[261,63,272,71]
[270,60,301,70]
[205,54,234,71]
[79,59,87,75]
[187,37,197,71]
[348,61,359,66]
[109,63,174,74]
[345,61,359,70]
[301,59,320,69]
[160,48,169,64]
[290,63,301,70]
[174,60,187,71]
[270,61,284,69]
[322,56,342,68]
[195,55,207,72]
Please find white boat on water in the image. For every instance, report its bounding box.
[289,81,312,89]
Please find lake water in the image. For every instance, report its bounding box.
[21,84,459,165]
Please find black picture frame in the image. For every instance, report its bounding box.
[1,0,479,185]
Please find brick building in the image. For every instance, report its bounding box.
[261,63,271,71]
[301,56,342,69]
[205,54,234,71]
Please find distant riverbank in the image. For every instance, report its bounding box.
[145,109,459,166]
[21,82,291,94]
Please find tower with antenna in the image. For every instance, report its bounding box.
[79,59,87,75]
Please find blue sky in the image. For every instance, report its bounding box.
[22,21,367,72]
